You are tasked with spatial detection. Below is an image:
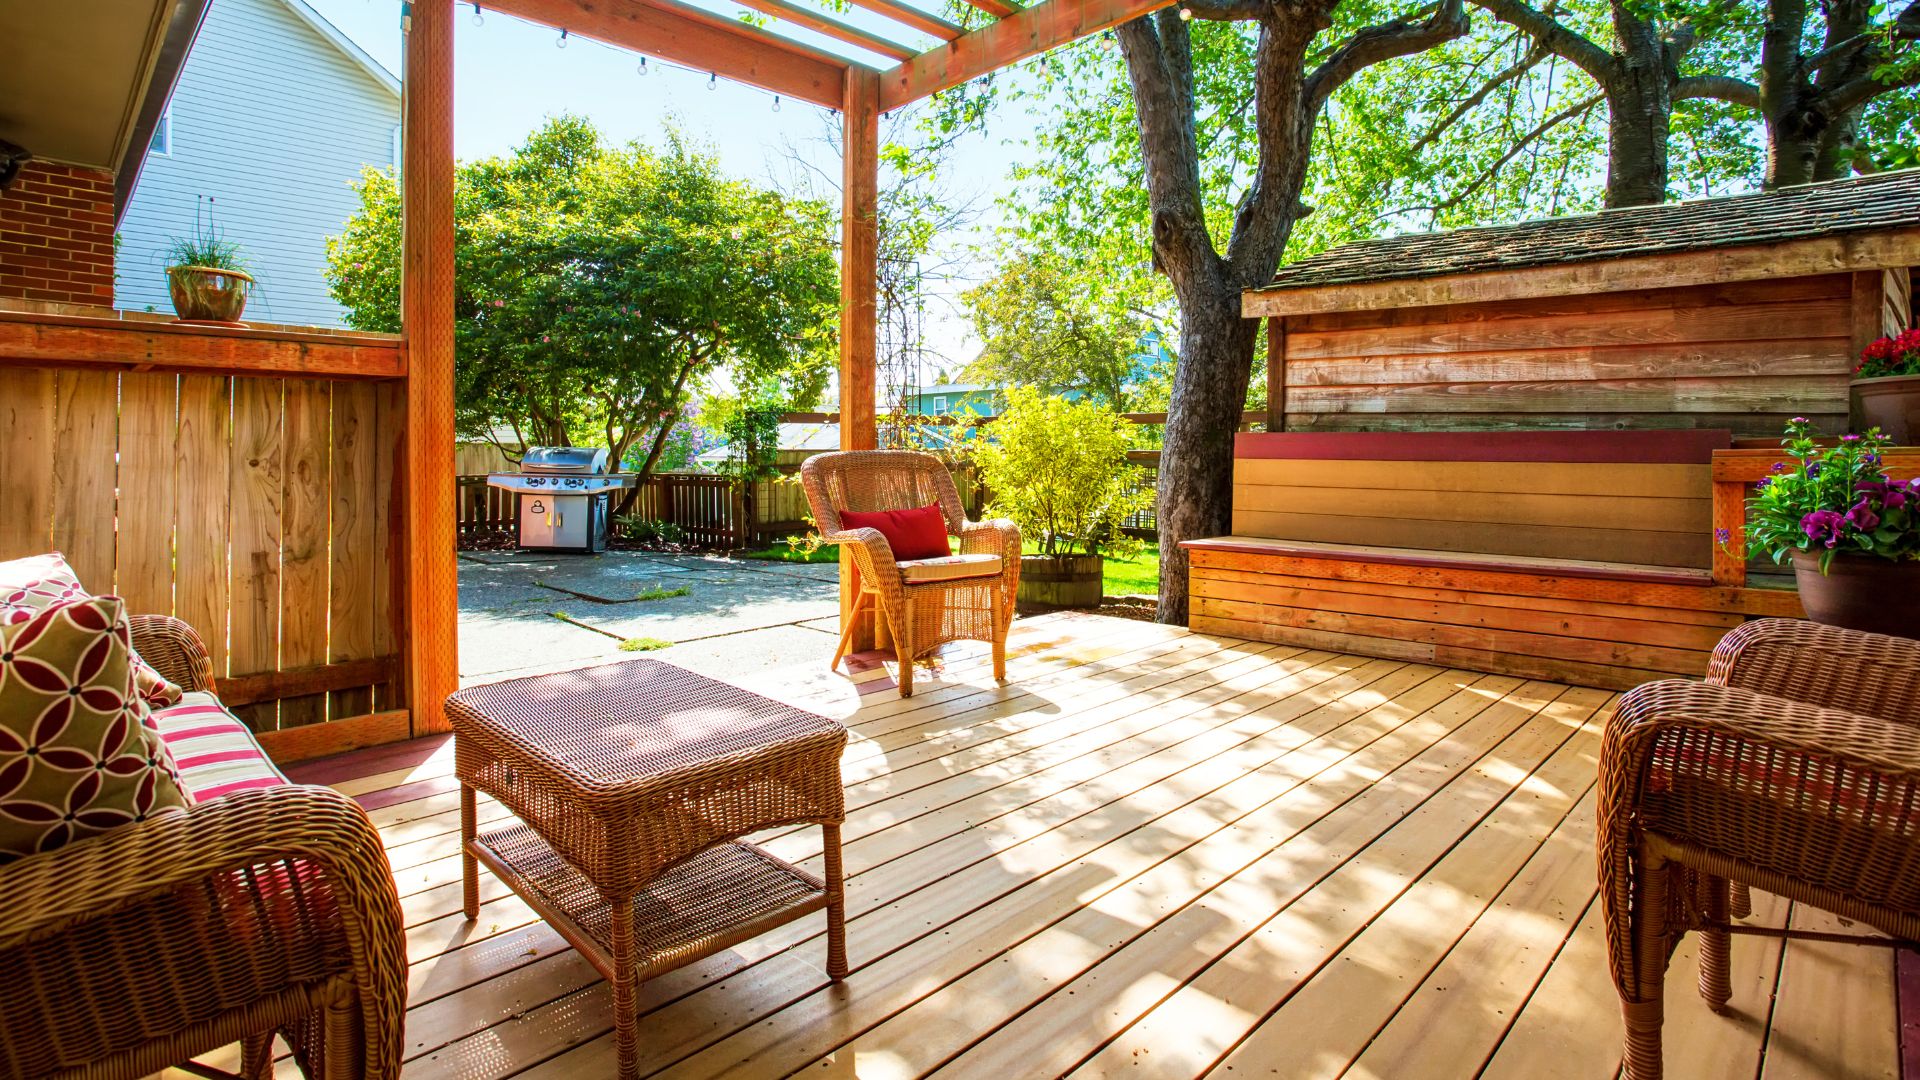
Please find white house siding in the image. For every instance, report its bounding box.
[115,0,398,328]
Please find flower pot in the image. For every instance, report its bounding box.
[1790,550,1920,638]
[167,264,254,324]
[1849,374,1920,444]
[1017,553,1102,611]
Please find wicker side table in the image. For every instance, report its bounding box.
[446,659,849,1079]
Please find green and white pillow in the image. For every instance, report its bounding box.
[0,595,191,863]
[1,553,184,708]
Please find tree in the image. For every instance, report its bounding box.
[1744,0,1920,185]
[325,116,837,511]
[1113,0,1471,622]
[1467,0,1763,206]
[961,248,1155,409]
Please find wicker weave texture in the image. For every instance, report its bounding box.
[447,659,848,900]
[129,614,218,696]
[1598,618,1920,1080]
[800,450,1020,694]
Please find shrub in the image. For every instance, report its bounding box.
[1737,417,1920,572]
[618,518,685,547]
[974,386,1150,560]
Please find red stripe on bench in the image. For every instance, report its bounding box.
[1234,430,1733,464]
[1180,537,1714,587]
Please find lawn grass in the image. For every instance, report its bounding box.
[738,543,839,564]
[1020,541,1161,598]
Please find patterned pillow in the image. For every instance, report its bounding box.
[0,553,184,708]
[0,595,191,863]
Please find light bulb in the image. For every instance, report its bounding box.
[637,56,648,75]
[708,72,717,90]
[557,28,568,47]
[1178,5,1192,16]
[470,2,482,25]
[772,95,782,112]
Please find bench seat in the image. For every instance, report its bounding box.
[1184,537,1715,588]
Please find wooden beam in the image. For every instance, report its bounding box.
[0,311,404,378]
[1242,227,1920,318]
[728,0,918,61]
[967,0,1021,17]
[844,0,964,43]
[487,0,851,109]
[219,657,400,707]
[841,66,880,653]
[402,0,461,736]
[878,0,1175,110]
[254,710,413,764]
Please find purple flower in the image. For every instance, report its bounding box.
[1771,462,1788,473]
[1807,462,1824,477]
[1802,510,1846,547]
[1791,416,1809,424]
[1843,433,1862,442]
[1715,527,1732,544]
[1846,499,1881,532]
[1755,478,1771,490]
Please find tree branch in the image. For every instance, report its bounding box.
[1469,0,1616,83]
[1421,90,1604,213]
[1307,0,1473,109]
[1181,0,1267,19]
[1413,41,1548,152]
[1820,62,1920,116]
[1676,73,1761,106]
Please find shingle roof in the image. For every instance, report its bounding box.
[1253,169,1920,294]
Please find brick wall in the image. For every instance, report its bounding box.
[0,161,116,306]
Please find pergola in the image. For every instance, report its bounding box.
[393,0,1173,723]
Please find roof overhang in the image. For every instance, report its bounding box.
[1243,226,1920,318]
[0,0,206,213]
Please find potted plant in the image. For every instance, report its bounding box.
[974,385,1151,610]
[1850,328,1920,443]
[165,197,253,324]
[1739,417,1920,636]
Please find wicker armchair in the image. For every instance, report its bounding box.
[800,450,1021,696]
[1599,618,1920,1080]
[0,614,407,1080]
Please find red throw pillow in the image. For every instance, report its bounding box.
[840,502,951,561]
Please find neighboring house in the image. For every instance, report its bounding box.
[115,0,400,327]
[901,382,1004,418]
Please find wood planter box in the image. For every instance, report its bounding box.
[1018,553,1102,610]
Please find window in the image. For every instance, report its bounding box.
[150,110,172,156]
[930,396,948,415]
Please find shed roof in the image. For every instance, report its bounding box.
[1253,169,1920,296]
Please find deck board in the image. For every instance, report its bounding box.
[212,612,1895,1079]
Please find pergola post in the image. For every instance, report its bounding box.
[839,66,880,652]
[402,0,460,732]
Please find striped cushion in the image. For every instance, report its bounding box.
[149,692,287,802]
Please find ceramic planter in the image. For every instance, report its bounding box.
[167,264,254,324]
[1790,549,1920,637]
[1018,553,1102,610]
[1849,374,1920,444]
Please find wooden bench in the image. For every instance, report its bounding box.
[1182,431,1802,690]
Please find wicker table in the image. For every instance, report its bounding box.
[446,659,849,1079]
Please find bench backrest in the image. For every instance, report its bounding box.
[1231,430,1731,569]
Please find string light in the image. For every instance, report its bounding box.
[708,72,717,90]
[772,95,782,112]
[1178,6,1192,18]
[556,27,569,47]
[637,56,648,75]
[470,2,483,26]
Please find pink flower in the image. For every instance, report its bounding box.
[493,298,505,308]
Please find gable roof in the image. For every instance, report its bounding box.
[1252,169,1920,297]
[276,0,399,98]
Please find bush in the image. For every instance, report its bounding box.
[619,518,685,547]
[974,386,1150,560]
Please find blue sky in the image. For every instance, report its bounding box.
[306,0,1045,368]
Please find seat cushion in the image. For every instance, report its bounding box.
[0,553,185,708]
[0,596,191,863]
[150,692,288,803]
[841,502,952,561]
[899,553,1003,583]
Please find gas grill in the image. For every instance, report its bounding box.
[485,446,635,553]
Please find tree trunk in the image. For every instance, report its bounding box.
[1156,284,1261,624]
[1601,11,1672,207]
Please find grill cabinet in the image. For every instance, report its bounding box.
[485,446,635,553]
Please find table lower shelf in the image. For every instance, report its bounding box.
[469,821,830,983]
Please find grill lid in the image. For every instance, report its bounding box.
[520,446,610,475]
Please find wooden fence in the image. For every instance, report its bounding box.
[0,366,405,736]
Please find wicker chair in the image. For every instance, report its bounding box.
[0,614,407,1080]
[800,450,1021,696]
[1599,618,1920,1080]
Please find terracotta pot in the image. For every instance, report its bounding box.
[1849,374,1920,444]
[1018,553,1102,611]
[1790,550,1920,638]
[167,264,253,324]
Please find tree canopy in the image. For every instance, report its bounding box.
[325,116,837,492]
[961,248,1157,410]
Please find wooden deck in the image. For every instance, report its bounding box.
[246,611,1900,1078]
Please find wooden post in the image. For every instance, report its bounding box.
[401,0,460,733]
[838,67,880,655]
[1265,316,1285,433]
